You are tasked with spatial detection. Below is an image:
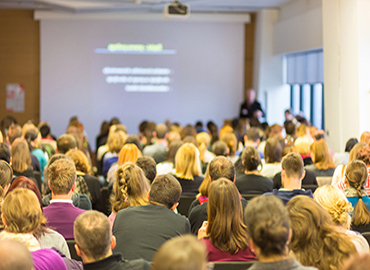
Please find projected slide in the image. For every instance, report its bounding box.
[95,43,175,92]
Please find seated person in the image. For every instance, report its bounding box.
[152,235,207,270]
[43,158,85,239]
[260,137,282,179]
[264,152,312,204]
[235,146,273,194]
[136,156,157,183]
[198,179,256,262]
[0,239,33,270]
[142,124,168,164]
[113,174,190,262]
[74,210,150,270]
[305,139,336,177]
[188,157,247,234]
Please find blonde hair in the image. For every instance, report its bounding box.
[2,188,46,233]
[219,125,233,139]
[220,132,237,156]
[175,143,201,180]
[66,149,91,174]
[11,138,31,172]
[360,132,370,147]
[22,122,37,138]
[294,137,311,155]
[48,159,77,195]
[118,143,142,166]
[0,161,12,199]
[111,162,150,213]
[107,131,126,153]
[314,185,353,229]
[198,166,210,197]
[310,139,336,170]
[196,132,211,164]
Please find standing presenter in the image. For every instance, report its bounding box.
[239,88,264,120]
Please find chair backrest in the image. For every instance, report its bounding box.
[362,232,370,247]
[33,171,42,193]
[210,261,255,270]
[99,187,111,216]
[241,193,262,201]
[178,195,196,217]
[301,184,318,193]
[316,177,332,186]
[66,239,82,261]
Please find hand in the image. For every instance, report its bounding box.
[198,221,208,239]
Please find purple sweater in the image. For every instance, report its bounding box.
[43,202,85,239]
[32,248,68,270]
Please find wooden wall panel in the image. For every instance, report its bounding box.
[0,9,40,126]
[244,13,256,98]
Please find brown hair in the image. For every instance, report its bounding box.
[281,152,304,179]
[57,134,77,154]
[11,138,31,172]
[198,166,211,197]
[220,132,237,156]
[0,161,12,197]
[310,139,336,170]
[355,147,370,166]
[2,188,46,233]
[211,140,228,156]
[66,149,91,174]
[241,146,261,172]
[264,138,282,164]
[149,174,182,209]
[244,195,290,256]
[287,196,357,270]
[74,210,111,261]
[47,158,76,195]
[166,140,183,164]
[110,163,150,213]
[208,156,235,182]
[345,160,370,226]
[206,179,249,254]
[349,142,368,163]
[118,143,142,166]
[107,130,126,153]
[136,156,157,183]
[152,235,207,270]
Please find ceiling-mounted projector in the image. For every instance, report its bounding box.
[164,1,190,19]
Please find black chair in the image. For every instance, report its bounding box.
[301,184,318,193]
[362,232,370,247]
[210,261,255,270]
[241,193,262,201]
[33,171,42,193]
[178,195,195,217]
[99,186,112,216]
[66,239,82,261]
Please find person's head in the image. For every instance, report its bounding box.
[196,132,211,164]
[245,128,260,144]
[294,137,311,156]
[355,147,370,166]
[296,124,309,137]
[166,140,183,164]
[348,142,368,163]
[136,156,156,183]
[344,160,370,226]
[244,195,290,258]
[149,174,182,209]
[220,132,237,156]
[0,161,12,197]
[152,235,207,270]
[174,143,201,180]
[74,210,114,263]
[66,149,91,174]
[245,88,256,103]
[268,124,283,139]
[360,131,370,146]
[284,109,293,120]
[24,128,41,151]
[2,188,46,233]
[281,146,299,158]
[241,146,261,172]
[6,124,22,145]
[284,120,296,136]
[208,156,235,182]
[287,196,356,270]
[98,121,110,136]
[47,158,76,195]
[207,178,248,254]
[180,125,197,140]
[310,139,335,170]
[111,163,150,213]
[57,134,77,154]
[109,117,121,126]
[0,240,33,270]
[155,124,168,139]
[7,176,43,209]
[118,143,142,166]
[211,140,229,156]
[107,130,126,153]
[264,137,283,164]
[281,152,304,180]
[0,143,11,163]
[343,254,370,270]
[11,138,31,173]
[345,138,358,153]
[313,185,353,229]
[38,121,51,138]
[125,134,142,151]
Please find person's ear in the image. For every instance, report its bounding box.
[300,169,306,181]
[48,181,51,191]
[233,176,236,183]
[75,244,82,257]
[287,228,293,244]
[111,235,116,249]
[71,182,76,192]
[281,169,286,179]
[1,213,6,227]
[170,202,179,211]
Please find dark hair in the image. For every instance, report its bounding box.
[241,146,261,171]
[180,125,197,140]
[166,140,183,164]
[24,129,38,152]
[139,121,148,134]
[149,174,181,209]
[281,152,304,179]
[99,121,110,136]
[345,138,358,153]
[136,156,157,183]
[264,138,283,163]
[244,195,290,256]
[125,135,142,151]
[39,123,51,138]
[0,143,11,163]
[7,124,22,145]
[211,140,228,156]
[246,128,260,142]
[57,134,77,154]
[284,120,296,136]
[109,117,121,126]
[208,156,235,182]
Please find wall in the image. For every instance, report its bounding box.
[0,10,40,126]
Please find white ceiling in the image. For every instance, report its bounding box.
[0,0,293,13]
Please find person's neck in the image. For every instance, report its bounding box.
[245,170,259,175]
[245,141,257,148]
[51,192,73,200]
[258,254,290,263]
[83,250,112,264]
[282,178,301,190]
[156,139,167,144]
